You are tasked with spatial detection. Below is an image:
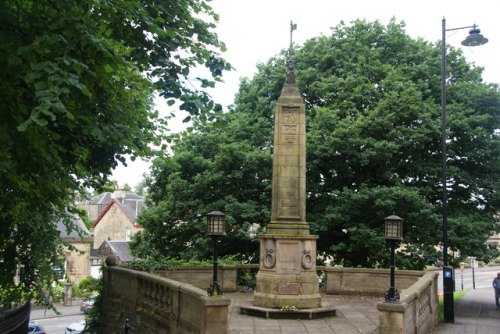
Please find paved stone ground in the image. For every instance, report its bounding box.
[228,288,500,334]
[227,292,381,334]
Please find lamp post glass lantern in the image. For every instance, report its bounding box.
[440,17,488,323]
[207,211,225,296]
[384,215,403,303]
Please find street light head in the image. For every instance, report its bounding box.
[207,211,226,236]
[461,27,488,47]
[384,215,403,241]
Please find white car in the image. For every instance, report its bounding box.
[65,320,87,334]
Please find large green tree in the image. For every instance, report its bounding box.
[0,0,229,304]
[133,19,499,269]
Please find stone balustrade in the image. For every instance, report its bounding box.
[102,266,230,333]
[377,271,439,334]
[0,302,30,334]
[101,264,439,333]
[322,267,424,296]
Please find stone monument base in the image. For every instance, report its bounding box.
[253,234,321,309]
[240,302,336,319]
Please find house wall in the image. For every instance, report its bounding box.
[64,242,91,284]
[93,203,142,249]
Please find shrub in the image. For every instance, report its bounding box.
[78,276,99,293]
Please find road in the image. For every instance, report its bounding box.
[30,302,84,334]
[34,314,84,334]
[435,265,500,293]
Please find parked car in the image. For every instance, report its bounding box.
[80,295,96,313]
[65,320,86,334]
[28,322,46,334]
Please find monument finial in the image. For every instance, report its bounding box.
[287,21,297,84]
[289,20,297,51]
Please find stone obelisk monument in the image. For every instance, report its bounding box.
[253,22,321,309]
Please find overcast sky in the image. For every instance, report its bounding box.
[112,0,499,189]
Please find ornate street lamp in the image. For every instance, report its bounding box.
[384,214,403,303]
[207,211,225,296]
[440,18,488,323]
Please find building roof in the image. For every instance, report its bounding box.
[56,215,91,240]
[92,197,145,228]
[96,240,134,262]
[80,191,143,206]
[89,190,145,228]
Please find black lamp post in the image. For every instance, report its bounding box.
[384,214,403,303]
[440,17,488,323]
[207,211,225,296]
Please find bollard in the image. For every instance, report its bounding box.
[63,282,73,306]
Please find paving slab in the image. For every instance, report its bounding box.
[227,292,380,334]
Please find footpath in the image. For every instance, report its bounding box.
[432,287,500,333]
[30,300,82,320]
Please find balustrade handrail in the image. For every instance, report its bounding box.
[103,266,230,333]
[0,302,31,334]
[377,271,439,334]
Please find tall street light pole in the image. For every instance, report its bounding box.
[440,17,488,323]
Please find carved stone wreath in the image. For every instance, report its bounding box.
[263,249,276,269]
[301,250,314,269]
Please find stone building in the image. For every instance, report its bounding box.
[92,193,145,249]
[57,216,92,284]
[77,190,145,277]
[78,190,144,223]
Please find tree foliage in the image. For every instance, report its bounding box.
[0,0,229,303]
[133,19,499,269]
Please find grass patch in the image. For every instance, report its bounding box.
[425,265,440,270]
[438,290,467,321]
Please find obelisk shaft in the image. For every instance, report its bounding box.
[267,79,309,235]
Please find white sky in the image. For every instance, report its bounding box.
[112,0,500,189]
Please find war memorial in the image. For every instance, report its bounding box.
[95,24,439,334]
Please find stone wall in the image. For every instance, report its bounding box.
[154,266,238,292]
[102,266,230,334]
[377,271,439,334]
[323,267,423,296]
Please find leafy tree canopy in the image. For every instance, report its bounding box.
[133,19,499,270]
[0,0,229,304]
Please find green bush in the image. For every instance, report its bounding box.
[237,268,257,290]
[78,276,99,293]
[51,283,64,303]
[123,255,241,272]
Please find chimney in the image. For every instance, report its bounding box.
[112,189,126,204]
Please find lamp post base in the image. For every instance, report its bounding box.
[385,288,400,303]
[207,282,223,296]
